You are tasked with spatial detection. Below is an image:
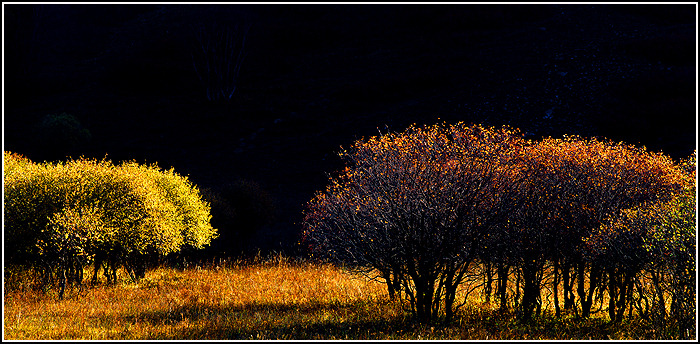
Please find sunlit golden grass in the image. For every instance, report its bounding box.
[3,256,667,340]
[5,256,397,340]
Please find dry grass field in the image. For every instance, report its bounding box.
[3,254,670,340]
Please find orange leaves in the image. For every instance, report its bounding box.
[301,122,527,263]
[303,121,691,271]
[300,126,695,325]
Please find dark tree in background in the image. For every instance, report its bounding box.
[2,5,695,256]
[199,179,276,258]
[191,21,251,103]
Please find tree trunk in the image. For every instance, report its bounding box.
[520,261,541,321]
[578,261,601,318]
[651,270,666,329]
[415,278,433,323]
[515,267,521,310]
[484,261,493,304]
[553,259,561,317]
[562,260,575,311]
[608,269,618,322]
[58,267,67,300]
[497,262,510,312]
[614,272,633,323]
[92,254,103,284]
[444,270,456,323]
[443,262,468,324]
[383,269,396,300]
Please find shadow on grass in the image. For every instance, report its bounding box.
[120,299,417,340]
[117,297,632,340]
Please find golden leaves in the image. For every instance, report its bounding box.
[4,151,217,266]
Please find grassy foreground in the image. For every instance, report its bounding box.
[3,255,663,340]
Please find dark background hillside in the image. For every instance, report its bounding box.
[3,4,696,255]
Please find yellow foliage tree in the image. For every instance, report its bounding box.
[3,152,217,298]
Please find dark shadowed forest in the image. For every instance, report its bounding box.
[4,3,696,254]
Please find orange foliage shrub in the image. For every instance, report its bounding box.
[303,122,527,323]
[497,135,687,320]
[303,122,692,325]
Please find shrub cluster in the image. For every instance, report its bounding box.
[304,123,528,323]
[302,122,694,337]
[585,151,696,338]
[3,152,217,298]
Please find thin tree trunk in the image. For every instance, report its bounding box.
[58,266,66,300]
[553,259,561,317]
[497,262,510,312]
[608,269,618,322]
[520,261,541,321]
[484,261,493,304]
[562,259,575,311]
